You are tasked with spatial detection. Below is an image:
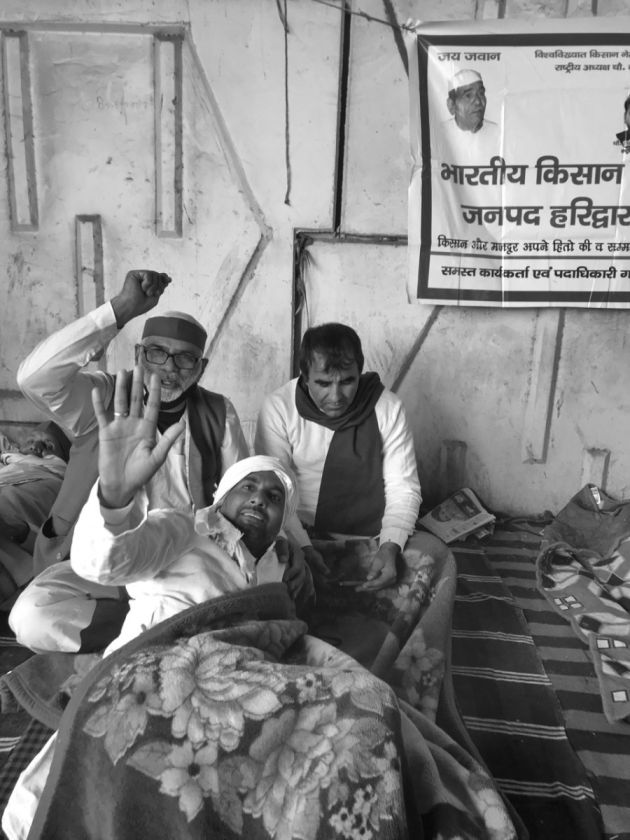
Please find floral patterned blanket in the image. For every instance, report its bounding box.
[6,536,522,839]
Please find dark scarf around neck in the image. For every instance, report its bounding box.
[183,385,227,509]
[295,371,384,432]
[296,372,386,536]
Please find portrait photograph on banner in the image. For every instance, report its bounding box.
[408,17,630,308]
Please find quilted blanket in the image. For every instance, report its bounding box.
[3,537,522,839]
[538,484,630,724]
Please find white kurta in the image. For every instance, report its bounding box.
[72,482,288,655]
[437,117,501,167]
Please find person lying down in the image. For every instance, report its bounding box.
[2,368,300,840]
[0,421,70,552]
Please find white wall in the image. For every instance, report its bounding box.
[1,0,630,514]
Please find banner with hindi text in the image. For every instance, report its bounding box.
[408,17,630,307]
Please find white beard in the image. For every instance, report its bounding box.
[160,384,185,403]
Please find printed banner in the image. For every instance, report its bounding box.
[408,17,630,307]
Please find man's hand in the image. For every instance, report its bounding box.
[93,367,184,508]
[110,270,172,329]
[356,541,399,591]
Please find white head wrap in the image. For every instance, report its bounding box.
[448,69,483,92]
[213,455,298,529]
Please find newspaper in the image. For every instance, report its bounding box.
[418,487,495,544]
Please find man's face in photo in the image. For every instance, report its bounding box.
[448,80,487,133]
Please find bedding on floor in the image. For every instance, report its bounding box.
[0,495,627,839]
[1,558,521,840]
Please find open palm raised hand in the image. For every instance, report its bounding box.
[92,366,185,508]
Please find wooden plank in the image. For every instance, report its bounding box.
[153,33,183,237]
[74,215,104,316]
[2,30,38,230]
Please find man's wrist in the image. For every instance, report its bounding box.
[97,481,133,510]
[109,295,134,329]
[377,540,400,557]
[379,528,407,549]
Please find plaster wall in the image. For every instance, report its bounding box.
[1,0,630,516]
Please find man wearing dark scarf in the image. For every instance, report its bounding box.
[11,270,250,653]
[255,322,423,590]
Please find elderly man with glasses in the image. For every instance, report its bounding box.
[10,269,254,652]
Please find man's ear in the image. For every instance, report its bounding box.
[134,344,142,364]
[199,357,209,376]
[446,96,456,116]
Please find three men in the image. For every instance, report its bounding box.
[12,286,429,649]
[255,322,429,590]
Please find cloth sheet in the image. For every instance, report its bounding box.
[451,531,606,840]
[0,521,627,838]
[0,540,523,839]
[482,526,630,840]
[537,484,630,724]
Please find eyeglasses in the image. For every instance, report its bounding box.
[141,345,201,370]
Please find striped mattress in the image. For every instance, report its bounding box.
[452,527,630,840]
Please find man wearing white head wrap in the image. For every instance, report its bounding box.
[64,372,302,657]
[212,454,299,531]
